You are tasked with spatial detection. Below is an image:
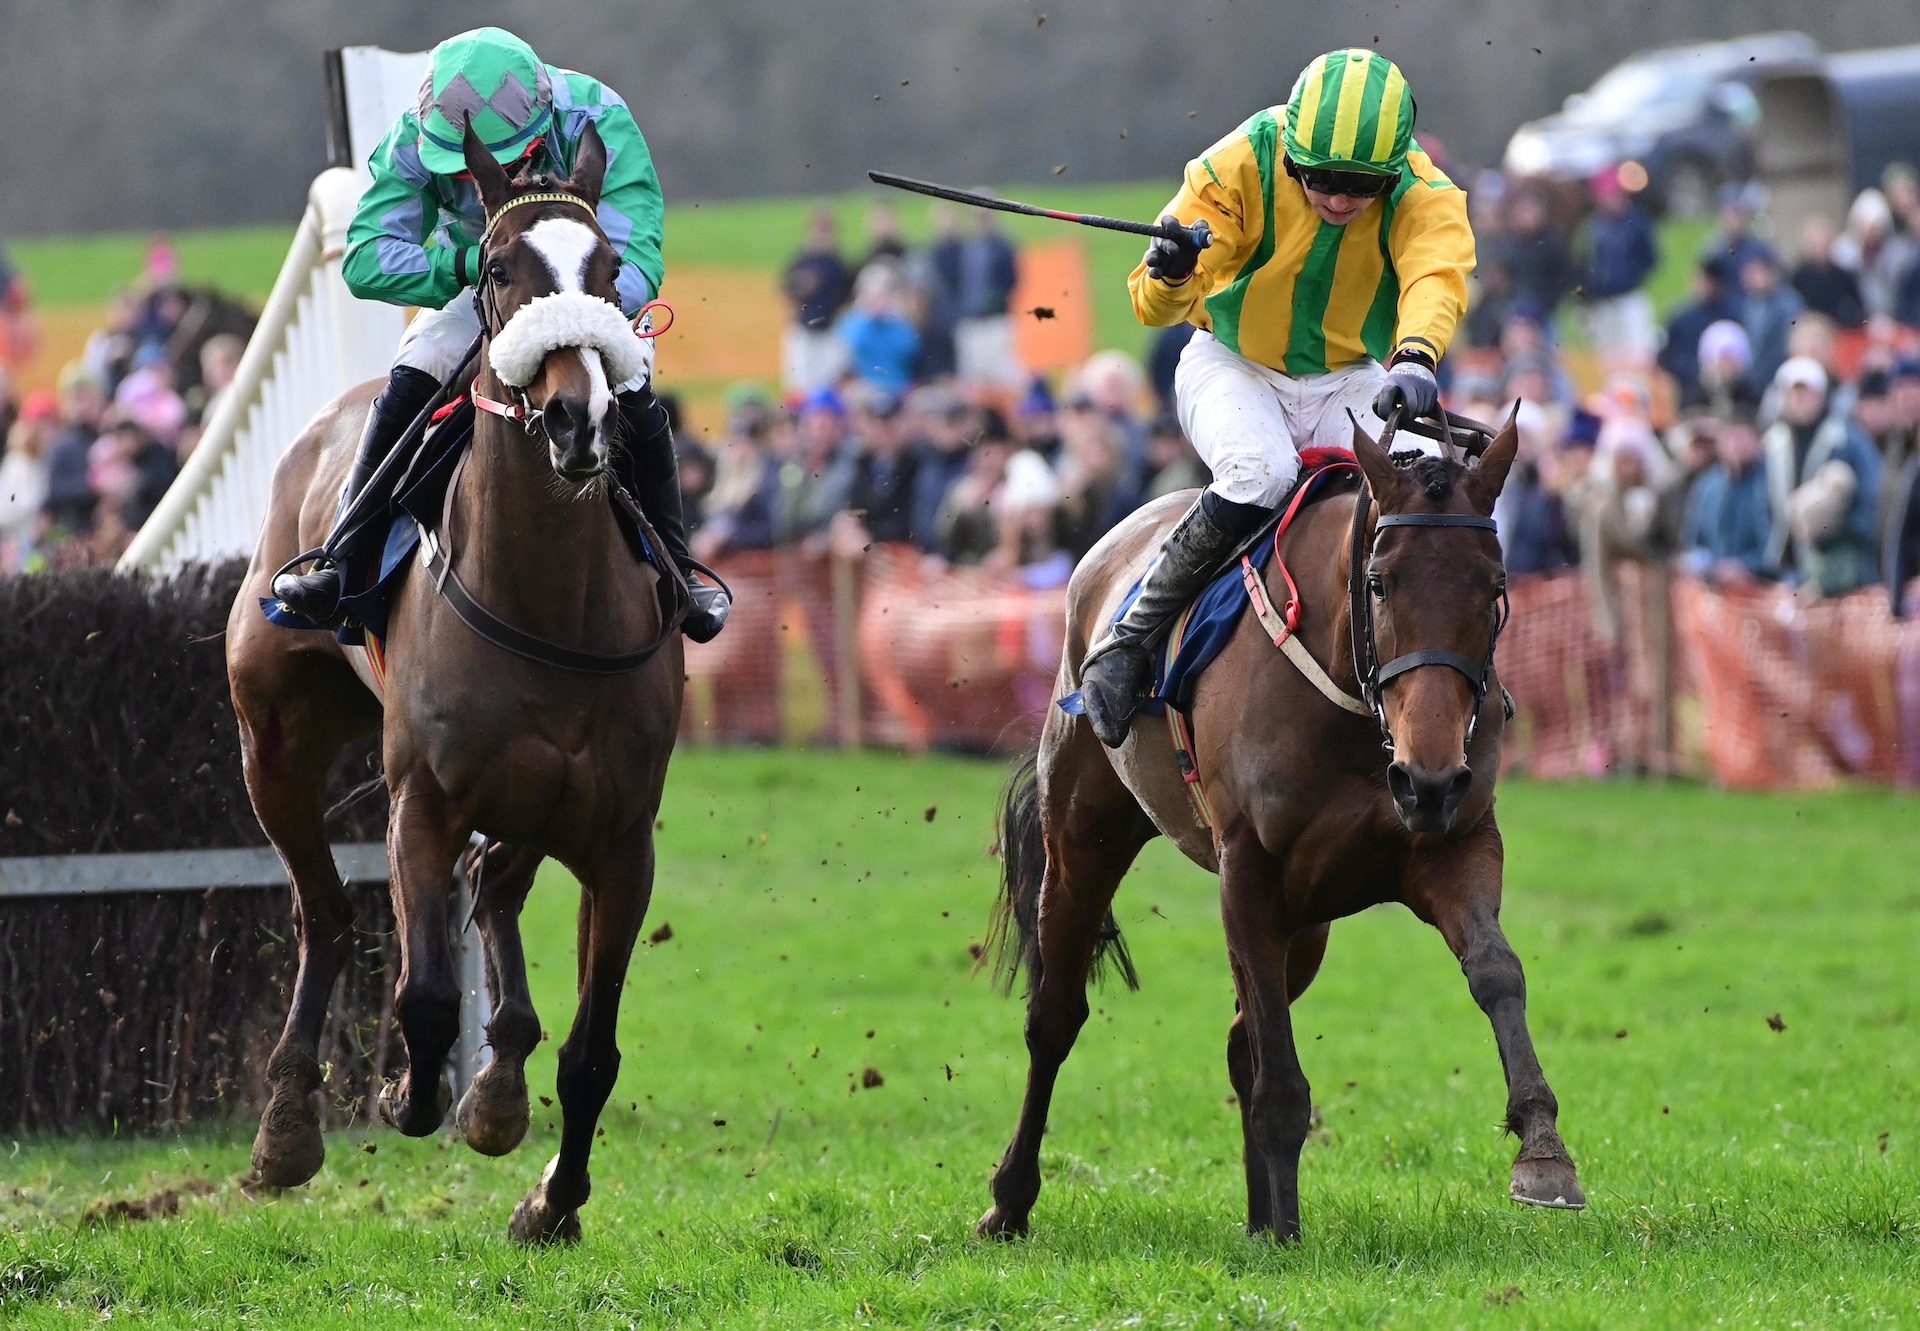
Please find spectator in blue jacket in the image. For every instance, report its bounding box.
[1739,249,1804,393]
[1683,403,1773,585]
[1660,258,1740,407]
[839,263,921,399]
[1580,166,1659,364]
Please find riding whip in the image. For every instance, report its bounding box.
[866,171,1213,253]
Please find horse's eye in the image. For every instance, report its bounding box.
[1367,572,1386,600]
[486,260,510,284]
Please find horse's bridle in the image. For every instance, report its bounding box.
[470,190,602,428]
[1344,413,1512,748]
[412,189,691,674]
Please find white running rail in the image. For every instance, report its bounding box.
[117,169,408,572]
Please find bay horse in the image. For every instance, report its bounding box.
[226,125,682,1244]
[981,414,1585,1243]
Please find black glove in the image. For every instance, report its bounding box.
[1144,216,1211,284]
[1373,358,1439,421]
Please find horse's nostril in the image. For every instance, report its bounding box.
[1446,767,1474,810]
[543,398,585,443]
[1387,761,1417,809]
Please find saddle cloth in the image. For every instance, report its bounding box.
[1059,448,1357,718]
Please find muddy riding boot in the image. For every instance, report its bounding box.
[617,388,730,643]
[270,365,442,625]
[1079,492,1271,748]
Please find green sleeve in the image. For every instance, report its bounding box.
[342,119,472,310]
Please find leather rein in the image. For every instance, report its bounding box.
[1343,409,1511,746]
[419,193,689,675]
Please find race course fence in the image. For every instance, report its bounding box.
[684,546,1920,789]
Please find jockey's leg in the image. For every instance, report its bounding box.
[613,387,731,643]
[1078,331,1293,749]
[1307,361,1442,459]
[271,295,479,624]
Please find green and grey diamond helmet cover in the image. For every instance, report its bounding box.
[416,27,553,175]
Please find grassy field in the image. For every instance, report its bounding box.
[4,750,1915,1328]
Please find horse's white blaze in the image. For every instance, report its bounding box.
[523,216,613,428]
[523,217,598,294]
[578,347,611,448]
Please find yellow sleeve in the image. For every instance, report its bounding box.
[1386,161,1475,363]
[1128,133,1263,328]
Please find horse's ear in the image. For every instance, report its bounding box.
[462,123,511,213]
[569,122,607,209]
[1348,411,1405,506]
[1466,402,1522,511]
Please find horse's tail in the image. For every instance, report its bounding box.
[983,746,1139,996]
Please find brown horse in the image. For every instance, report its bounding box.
[225,125,682,1244]
[981,414,1584,1243]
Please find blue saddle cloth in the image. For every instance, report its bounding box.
[261,400,477,646]
[1060,462,1357,718]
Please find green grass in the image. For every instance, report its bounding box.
[4,750,1916,1327]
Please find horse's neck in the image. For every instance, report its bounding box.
[1306,494,1364,695]
[448,418,652,651]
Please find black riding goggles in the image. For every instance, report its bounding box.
[1284,156,1394,199]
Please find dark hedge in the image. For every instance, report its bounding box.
[0,564,401,1133]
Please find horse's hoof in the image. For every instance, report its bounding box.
[249,1083,325,1188]
[456,1062,530,1157]
[250,1115,324,1189]
[1510,1154,1586,1210]
[976,1206,1029,1241]
[378,1072,453,1137]
[509,1191,582,1246]
[1247,1220,1303,1245]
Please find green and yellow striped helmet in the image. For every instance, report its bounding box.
[1283,49,1416,177]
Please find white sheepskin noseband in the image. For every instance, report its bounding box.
[488,291,647,388]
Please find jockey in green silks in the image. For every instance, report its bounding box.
[272,26,729,641]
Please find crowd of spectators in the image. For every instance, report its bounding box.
[0,240,245,573]
[9,159,1920,617]
[1447,159,1920,615]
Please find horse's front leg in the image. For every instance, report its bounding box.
[1404,815,1585,1210]
[456,842,544,1157]
[377,774,468,1136]
[509,830,655,1245]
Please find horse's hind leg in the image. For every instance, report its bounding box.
[377,775,468,1136]
[979,726,1154,1240]
[231,649,376,1187]
[1225,924,1328,1232]
[1404,818,1585,1210]
[510,830,655,1245]
[456,842,544,1156]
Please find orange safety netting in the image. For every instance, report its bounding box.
[679,544,1920,789]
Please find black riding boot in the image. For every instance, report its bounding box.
[270,365,442,625]
[616,388,730,643]
[1079,491,1271,748]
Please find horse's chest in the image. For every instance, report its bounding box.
[1270,799,1412,921]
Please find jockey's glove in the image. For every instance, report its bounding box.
[1374,352,1439,422]
[1144,216,1211,284]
